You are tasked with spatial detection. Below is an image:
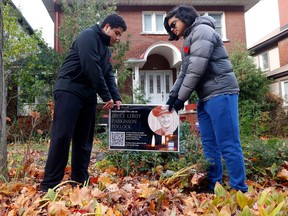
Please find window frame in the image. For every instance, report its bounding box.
[142,11,167,34]
[281,80,288,106]
[17,71,53,116]
[259,52,269,71]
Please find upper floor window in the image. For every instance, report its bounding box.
[199,12,226,40]
[259,52,269,71]
[254,51,271,72]
[142,12,166,34]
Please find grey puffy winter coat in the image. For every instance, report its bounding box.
[170,16,239,102]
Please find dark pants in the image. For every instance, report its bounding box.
[41,91,96,191]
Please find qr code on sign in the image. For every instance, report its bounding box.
[110,132,125,146]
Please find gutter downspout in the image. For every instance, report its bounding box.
[54,0,59,52]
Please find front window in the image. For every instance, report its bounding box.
[199,12,226,40]
[140,73,146,93]
[143,12,166,34]
[282,80,288,105]
[259,52,269,71]
[18,72,53,115]
[149,75,153,93]
[165,75,170,94]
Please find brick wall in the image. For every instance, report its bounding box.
[278,38,288,66]
[55,5,247,62]
[118,6,180,59]
[278,0,288,67]
[224,10,247,52]
[118,5,247,58]
[180,111,199,134]
[54,4,247,108]
[279,0,288,28]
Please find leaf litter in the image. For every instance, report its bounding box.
[1,143,288,215]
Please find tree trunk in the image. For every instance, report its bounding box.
[0,0,8,180]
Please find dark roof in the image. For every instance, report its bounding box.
[10,0,34,35]
[42,0,260,22]
[116,0,259,11]
[249,27,288,54]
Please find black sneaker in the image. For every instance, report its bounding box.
[197,187,214,194]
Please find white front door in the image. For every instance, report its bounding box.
[140,71,173,104]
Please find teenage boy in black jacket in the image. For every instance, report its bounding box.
[41,14,127,192]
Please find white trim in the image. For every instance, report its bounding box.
[127,42,181,68]
[133,65,140,88]
[128,43,182,104]
[221,12,228,41]
[259,52,269,71]
[141,70,173,104]
[143,42,181,67]
[142,11,167,34]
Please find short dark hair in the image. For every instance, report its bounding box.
[164,5,199,41]
[100,14,127,31]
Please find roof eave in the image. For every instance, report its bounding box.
[42,0,260,22]
[249,28,288,54]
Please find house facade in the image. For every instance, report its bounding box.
[248,0,288,111]
[42,0,259,106]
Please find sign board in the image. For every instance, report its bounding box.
[109,104,179,152]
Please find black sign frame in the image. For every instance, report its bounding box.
[109,104,180,152]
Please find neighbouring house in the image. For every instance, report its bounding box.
[6,1,34,119]
[248,0,288,112]
[42,0,259,130]
[5,0,54,140]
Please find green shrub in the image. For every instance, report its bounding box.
[241,137,288,180]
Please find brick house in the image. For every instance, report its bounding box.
[42,0,258,104]
[248,0,288,112]
[42,0,259,129]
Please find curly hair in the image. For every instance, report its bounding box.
[164,5,199,41]
[100,14,127,31]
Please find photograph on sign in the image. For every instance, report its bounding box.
[109,104,179,152]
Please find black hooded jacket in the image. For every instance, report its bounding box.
[54,24,121,103]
